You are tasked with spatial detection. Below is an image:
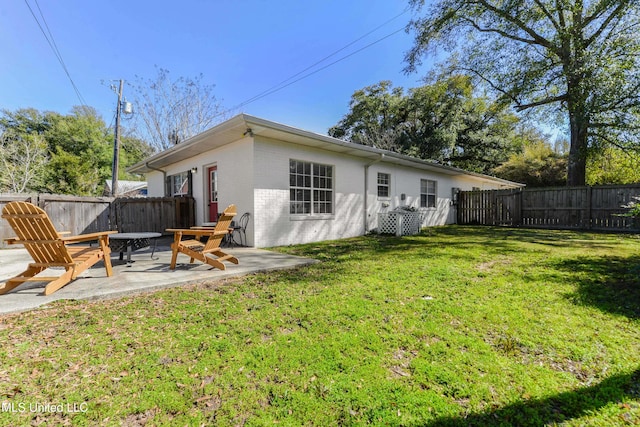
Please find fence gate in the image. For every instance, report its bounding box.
[457,188,522,226]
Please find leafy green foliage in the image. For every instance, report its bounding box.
[40,108,113,195]
[621,196,640,220]
[0,228,638,425]
[0,107,151,195]
[0,108,50,135]
[405,0,640,186]
[493,138,568,187]
[39,147,101,195]
[330,76,525,174]
[587,147,640,185]
[329,80,405,151]
[119,135,154,181]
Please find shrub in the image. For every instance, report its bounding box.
[622,196,640,220]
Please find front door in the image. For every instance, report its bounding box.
[208,165,218,221]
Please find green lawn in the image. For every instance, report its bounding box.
[1,226,639,426]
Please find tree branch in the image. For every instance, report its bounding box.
[590,122,640,130]
[589,130,630,151]
[457,66,520,105]
[585,1,630,47]
[472,0,560,55]
[533,0,562,33]
[556,0,566,29]
[461,18,540,46]
[514,94,568,111]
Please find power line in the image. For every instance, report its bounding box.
[222,26,406,116]
[132,8,410,139]
[238,8,410,107]
[23,0,90,112]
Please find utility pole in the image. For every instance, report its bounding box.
[111,79,124,197]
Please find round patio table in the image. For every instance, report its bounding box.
[109,232,162,264]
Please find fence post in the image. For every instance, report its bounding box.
[515,188,523,226]
[586,185,592,229]
[111,198,119,232]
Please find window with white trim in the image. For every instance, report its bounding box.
[420,179,437,208]
[377,172,390,198]
[289,160,333,215]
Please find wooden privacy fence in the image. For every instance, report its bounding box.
[113,197,195,233]
[0,194,195,247]
[457,184,640,232]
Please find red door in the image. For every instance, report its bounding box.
[208,165,218,221]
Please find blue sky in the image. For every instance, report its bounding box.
[1,1,434,135]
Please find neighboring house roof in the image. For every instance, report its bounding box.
[104,180,148,195]
[128,114,524,188]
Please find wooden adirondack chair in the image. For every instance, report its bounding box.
[1,201,116,296]
[167,204,239,270]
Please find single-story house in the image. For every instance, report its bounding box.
[128,114,523,247]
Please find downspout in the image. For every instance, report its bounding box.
[145,162,167,196]
[363,153,385,233]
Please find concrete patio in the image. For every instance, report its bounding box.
[0,237,317,315]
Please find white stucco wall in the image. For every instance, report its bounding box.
[146,170,165,196]
[144,137,256,246]
[252,137,365,247]
[188,138,254,227]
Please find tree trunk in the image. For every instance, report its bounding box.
[566,108,589,186]
[562,21,590,187]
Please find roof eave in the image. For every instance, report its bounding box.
[127,114,251,174]
[241,114,523,187]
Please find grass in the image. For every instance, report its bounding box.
[0,226,639,426]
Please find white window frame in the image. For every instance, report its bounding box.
[377,172,390,199]
[289,160,334,218]
[209,168,218,203]
[420,179,437,209]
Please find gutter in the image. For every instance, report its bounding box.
[363,153,385,233]
[145,162,167,196]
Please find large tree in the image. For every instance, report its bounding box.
[329,81,406,152]
[329,76,523,174]
[130,67,226,152]
[405,0,640,186]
